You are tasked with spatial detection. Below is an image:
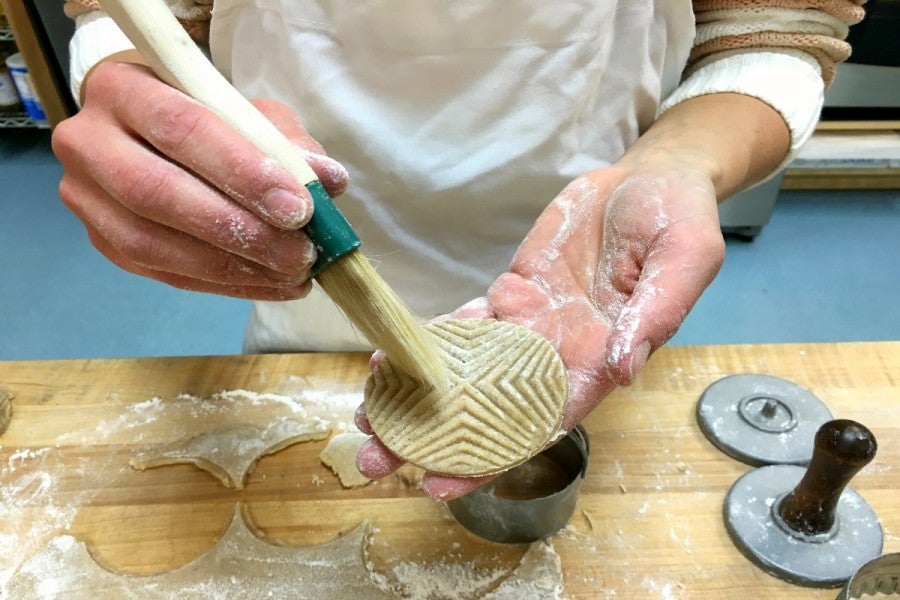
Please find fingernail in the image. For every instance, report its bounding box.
[356,439,402,478]
[354,405,373,434]
[630,340,651,379]
[260,187,310,228]
[268,233,316,276]
[303,151,350,195]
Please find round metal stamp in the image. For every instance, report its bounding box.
[724,465,883,588]
[838,552,900,599]
[446,425,589,544]
[697,374,833,466]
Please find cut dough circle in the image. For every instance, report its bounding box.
[364,319,568,476]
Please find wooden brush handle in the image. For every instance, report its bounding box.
[97,0,360,273]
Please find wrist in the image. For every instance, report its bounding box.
[618,93,790,200]
[80,49,149,105]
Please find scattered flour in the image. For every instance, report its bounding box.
[0,375,365,594]
[641,576,683,599]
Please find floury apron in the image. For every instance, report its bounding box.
[208,0,695,353]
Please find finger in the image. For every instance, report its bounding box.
[56,118,317,277]
[356,437,406,479]
[354,404,374,435]
[85,224,312,300]
[61,174,313,288]
[368,350,385,371]
[421,473,495,501]
[88,62,313,229]
[251,99,350,198]
[605,217,724,385]
[444,296,496,320]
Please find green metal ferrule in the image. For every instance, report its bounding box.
[304,180,362,276]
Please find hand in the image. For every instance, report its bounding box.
[355,162,726,500]
[52,57,349,300]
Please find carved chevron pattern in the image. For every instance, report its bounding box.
[364,319,568,476]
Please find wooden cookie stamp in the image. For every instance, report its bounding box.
[364,319,568,476]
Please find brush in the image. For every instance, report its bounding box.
[98,0,448,388]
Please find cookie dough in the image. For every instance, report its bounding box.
[364,319,567,476]
[5,506,391,599]
[130,417,330,488]
[320,432,372,488]
[7,506,565,599]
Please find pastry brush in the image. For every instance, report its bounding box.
[98,0,447,388]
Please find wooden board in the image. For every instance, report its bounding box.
[1,343,898,598]
[782,167,900,190]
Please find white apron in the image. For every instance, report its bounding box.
[208,0,695,353]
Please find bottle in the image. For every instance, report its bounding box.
[5,52,47,126]
[0,41,21,113]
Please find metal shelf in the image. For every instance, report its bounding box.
[0,112,47,128]
[1,28,49,129]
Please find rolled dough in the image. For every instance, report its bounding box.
[6,505,565,599]
[130,417,330,488]
[364,319,568,476]
[320,432,373,488]
[5,506,391,599]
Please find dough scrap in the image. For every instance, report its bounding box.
[364,319,568,476]
[130,417,330,488]
[0,389,11,436]
[320,432,372,488]
[5,506,392,599]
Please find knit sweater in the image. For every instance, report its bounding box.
[64,0,865,86]
[63,0,867,173]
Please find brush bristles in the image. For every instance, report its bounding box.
[316,251,448,388]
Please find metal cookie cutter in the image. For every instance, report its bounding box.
[446,425,589,544]
[838,553,900,599]
[697,374,833,466]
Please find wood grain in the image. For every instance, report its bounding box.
[1,343,897,598]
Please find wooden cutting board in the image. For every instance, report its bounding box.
[1,342,897,598]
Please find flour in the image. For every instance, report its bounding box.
[0,375,366,595]
[370,541,564,600]
[641,576,683,599]
[275,375,364,432]
[374,560,506,599]
[0,445,125,592]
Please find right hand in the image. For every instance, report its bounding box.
[52,57,349,300]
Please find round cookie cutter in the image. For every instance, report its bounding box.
[696,374,833,466]
[446,425,589,544]
[724,465,883,587]
[837,553,900,599]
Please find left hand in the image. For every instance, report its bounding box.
[355,161,726,499]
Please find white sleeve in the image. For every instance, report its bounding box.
[69,11,136,106]
[658,50,825,181]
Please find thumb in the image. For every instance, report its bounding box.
[605,217,724,385]
[251,98,350,198]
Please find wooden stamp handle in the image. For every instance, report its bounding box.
[778,419,877,535]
